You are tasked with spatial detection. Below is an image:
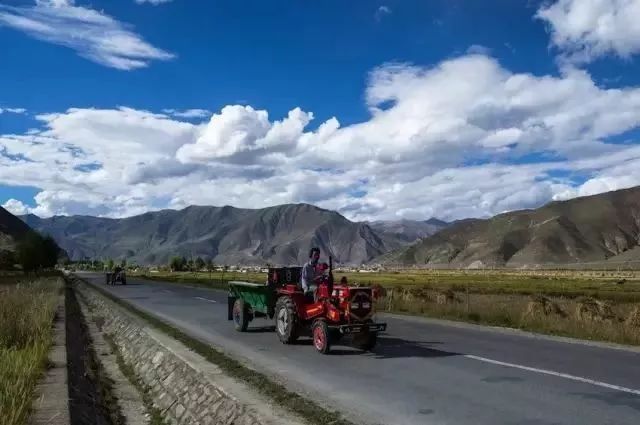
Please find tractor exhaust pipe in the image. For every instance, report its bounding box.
[328,255,334,295]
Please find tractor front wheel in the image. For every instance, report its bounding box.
[312,320,331,354]
[233,299,249,332]
[275,297,299,344]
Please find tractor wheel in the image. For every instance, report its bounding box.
[352,321,377,351]
[232,299,249,332]
[312,320,331,354]
[274,297,299,344]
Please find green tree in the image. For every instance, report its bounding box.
[0,249,15,270]
[205,258,214,277]
[15,231,61,272]
[195,257,205,271]
[186,258,194,272]
[169,256,186,272]
[107,258,114,271]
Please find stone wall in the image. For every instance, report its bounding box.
[75,280,303,425]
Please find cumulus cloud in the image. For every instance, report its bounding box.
[537,0,640,64]
[2,54,640,221]
[176,105,315,164]
[0,1,174,70]
[2,199,30,216]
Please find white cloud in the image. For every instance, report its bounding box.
[0,1,174,70]
[375,5,391,21]
[2,199,30,216]
[135,0,173,4]
[0,108,27,114]
[537,0,640,64]
[2,54,640,221]
[162,108,212,119]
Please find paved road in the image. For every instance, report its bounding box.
[78,272,640,425]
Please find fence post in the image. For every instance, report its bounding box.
[466,282,470,314]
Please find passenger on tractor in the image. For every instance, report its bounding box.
[300,247,323,300]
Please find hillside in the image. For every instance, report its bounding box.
[379,186,640,268]
[22,203,394,266]
[367,218,449,249]
[0,206,32,252]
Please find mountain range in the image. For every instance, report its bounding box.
[10,184,640,268]
[380,186,640,268]
[20,204,446,266]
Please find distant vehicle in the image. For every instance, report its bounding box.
[227,257,386,354]
[105,266,127,285]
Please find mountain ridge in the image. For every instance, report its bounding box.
[378,186,640,268]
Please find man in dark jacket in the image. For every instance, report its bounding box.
[300,247,321,297]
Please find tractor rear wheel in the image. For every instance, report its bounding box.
[275,297,299,344]
[233,299,249,332]
[312,319,331,354]
[352,320,377,351]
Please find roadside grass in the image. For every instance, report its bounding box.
[0,277,63,425]
[379,290,640,346]
[74,276,354,425]
[131,270,640,346]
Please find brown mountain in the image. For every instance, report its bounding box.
[379,186,640,268]
[21,203,393,266]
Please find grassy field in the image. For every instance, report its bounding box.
[0,276,63,425]
[131,269,640,346]
[134,268,640,302]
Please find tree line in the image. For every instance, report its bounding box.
[169,256,216,272]
[0,230,64,272]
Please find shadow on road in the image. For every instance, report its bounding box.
[370,336,461,359]
[287,335,462,358]
[246,325,276,333]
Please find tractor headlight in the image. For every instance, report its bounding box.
[350,302,360,309]
[362,302,371,309]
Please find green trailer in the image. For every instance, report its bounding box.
[227,280,275,331]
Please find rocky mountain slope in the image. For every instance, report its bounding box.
[379,186,640,268]
[22,203,393,266]
[367,218,449,249]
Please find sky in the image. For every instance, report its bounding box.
[2,0,640,222]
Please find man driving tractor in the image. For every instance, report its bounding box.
[300,247,326,299]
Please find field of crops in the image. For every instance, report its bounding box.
[132,268,640,345]
[0,276,62,425]
[135,268,640,302]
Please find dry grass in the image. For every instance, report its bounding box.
[378,288,640,346]
[0,277,63,425]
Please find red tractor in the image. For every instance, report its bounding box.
[227,258,387,354]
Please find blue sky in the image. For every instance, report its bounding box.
[2,0,640,221]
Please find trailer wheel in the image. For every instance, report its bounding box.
[232,299,249,332]
[274,296,299,344]
[312,319,331,354]
[352,320,377,351]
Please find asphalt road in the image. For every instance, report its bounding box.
[78,272,640,425]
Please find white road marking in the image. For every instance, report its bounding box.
[162,290,172,294]
[465,354,640,396]
[194,296,217,303]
